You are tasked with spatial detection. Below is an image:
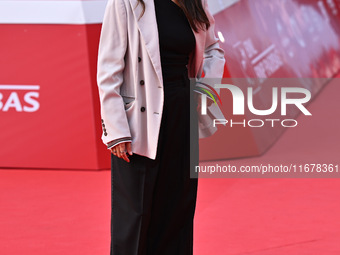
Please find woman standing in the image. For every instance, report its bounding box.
[96,0,225,254]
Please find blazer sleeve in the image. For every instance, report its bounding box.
[96,0,132,149]
[107,137,132,150]
[196,0,226,138]
[201,0,225,80]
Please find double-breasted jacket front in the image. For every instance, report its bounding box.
[97,0,225,160]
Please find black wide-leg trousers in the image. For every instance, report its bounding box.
[110,77,199,255]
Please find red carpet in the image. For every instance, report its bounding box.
[1,77,339,254]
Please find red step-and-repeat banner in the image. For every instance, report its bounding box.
[0,0,108,169]
[0,0,339,169]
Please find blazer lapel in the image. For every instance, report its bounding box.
[128,0,204,82]
[128,0,163,84]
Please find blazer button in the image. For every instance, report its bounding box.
[141,107,146,112]
[140,80,145,86]
[138,57,141,63]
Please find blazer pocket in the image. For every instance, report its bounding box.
[122,95,136,111]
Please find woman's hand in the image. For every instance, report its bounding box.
[110,142,133,163]
[196,93,214,113]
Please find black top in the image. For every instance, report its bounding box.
[154,0,196,82]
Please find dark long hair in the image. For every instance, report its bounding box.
[137,0,210,32]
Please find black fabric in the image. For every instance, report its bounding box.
[154,0,196,82]
[110,1,198,254]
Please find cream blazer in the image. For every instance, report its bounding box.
[97,0,225,160]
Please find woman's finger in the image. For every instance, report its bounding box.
[111,146,117,155]
[126,142,133,155]
[116,144,123,159]
[118,143,130,162]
